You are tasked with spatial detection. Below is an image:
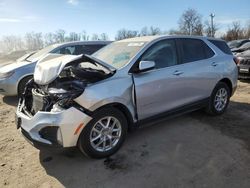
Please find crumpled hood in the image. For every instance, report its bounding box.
[34,54,82,85]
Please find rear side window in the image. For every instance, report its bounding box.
[54,46,76,55]
[208,40,232,55]
[178,39,214,64]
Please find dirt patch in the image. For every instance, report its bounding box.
[104,154,128,171]
[191,81,250,151]
[0,81,250,188]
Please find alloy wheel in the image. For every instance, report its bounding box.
[90,116,122,152]
[214,88,228,112]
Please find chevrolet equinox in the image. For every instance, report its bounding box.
[16,36,238,158]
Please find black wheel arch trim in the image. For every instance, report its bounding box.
[91,102,135,131]
[218,78,233,96]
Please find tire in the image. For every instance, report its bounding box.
[78,107,128,159]
[206,82,230,116]
[17,76,33,97]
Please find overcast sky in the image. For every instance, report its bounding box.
[0,0,249,39]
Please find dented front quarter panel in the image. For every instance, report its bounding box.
[74,71,136,122]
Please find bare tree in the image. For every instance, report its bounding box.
[168,29,183,35]
[244,21,250,39]
[149,26,162,35]
[1,35,25,52]
[115,29,139,40]
[222,22,245,41]
[44,32,56,46]
[140,26,162,36]
[140,27,149,36]
[24,32,43,50]
[67,32,81,41]
[81,31,89,41]
[178,8,204,35]
[99,33,109,41]
[91,33,99,40]
[54,29,66,43]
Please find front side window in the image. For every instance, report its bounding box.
[140,39,177,69]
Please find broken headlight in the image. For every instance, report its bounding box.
[48,88,82,109]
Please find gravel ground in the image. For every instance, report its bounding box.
[0,81,250,188]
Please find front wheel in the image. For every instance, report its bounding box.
[78,107,128,158]
[206,82,230,115]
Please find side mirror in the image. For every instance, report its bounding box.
[138,61,155,72]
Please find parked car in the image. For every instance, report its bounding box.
[16,36,238,158]
[236,49,250,79]
[0,41,111,96]
[227,39,250,49]
[231,42,250,54]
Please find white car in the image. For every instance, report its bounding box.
[0,41,111,96]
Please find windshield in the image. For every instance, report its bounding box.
[26,44,59,62]
[228,40,245,49]
[240,42,250,49]
[92,41,146,69]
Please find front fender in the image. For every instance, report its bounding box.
[73,75,136,121]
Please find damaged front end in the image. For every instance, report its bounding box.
[18,54,115,117]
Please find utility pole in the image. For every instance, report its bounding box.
[210,13,215,37]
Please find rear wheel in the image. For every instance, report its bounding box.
[206,82,230,115]
[78,107,128,158]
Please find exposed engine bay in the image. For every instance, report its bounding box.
[19,55,114,116]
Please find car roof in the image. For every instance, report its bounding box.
[58,41,112,46]
[116,35,225,43]
[228,39,250,43]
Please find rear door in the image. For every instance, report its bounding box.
[175,38,218,103]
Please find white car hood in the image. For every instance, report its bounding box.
[237,49,250,57]
[0,60,31,73]
[34,54,82,85]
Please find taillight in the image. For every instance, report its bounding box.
[233,57,240,65]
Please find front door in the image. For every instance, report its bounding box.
[133,39,184,120]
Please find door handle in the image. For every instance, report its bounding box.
[211,62,218,67]
[173,70,184,76]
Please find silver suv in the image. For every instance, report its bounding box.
[16,36,238,158]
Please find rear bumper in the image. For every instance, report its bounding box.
[16,102,93,148]
[238,74,250,79]
[238,64,250,79]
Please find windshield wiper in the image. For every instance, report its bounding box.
[25,59,32,62]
